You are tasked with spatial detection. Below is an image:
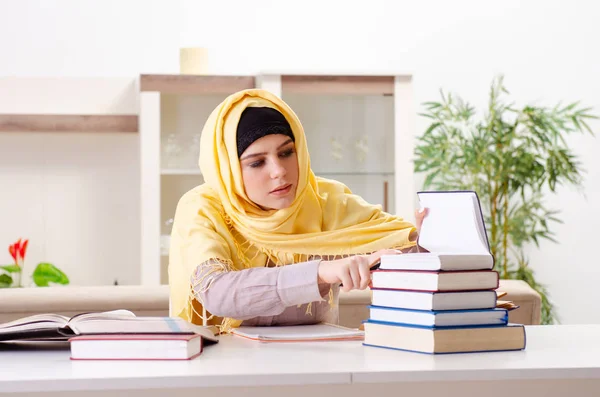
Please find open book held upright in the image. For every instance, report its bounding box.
[379,190,494,271]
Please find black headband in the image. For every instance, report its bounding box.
[236,107,295,157]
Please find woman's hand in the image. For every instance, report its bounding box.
[317,249,401,292]
[414,207,429,253]
[415,207,428,234]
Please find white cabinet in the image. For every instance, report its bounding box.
[139,75,256,285]
[139,73,416,286]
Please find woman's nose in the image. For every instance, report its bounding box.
[270,160,287,179]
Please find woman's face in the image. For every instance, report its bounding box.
[239,134,299,210]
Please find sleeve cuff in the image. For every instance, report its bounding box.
[277,259,324,307]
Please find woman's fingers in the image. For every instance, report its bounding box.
[358,259,371,289]
[349,261,361,292]
[334,252,406,292]
[369,249,401,267]
[338,268,353,292]
[415,207,429,233]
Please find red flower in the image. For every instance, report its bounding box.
[19,240,28,261]
[8,241,18,262]
[8,238,28,266]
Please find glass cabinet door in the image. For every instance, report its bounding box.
[158,94,226,284]
[283,93,396,213]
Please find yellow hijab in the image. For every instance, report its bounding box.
[169,89,416,329]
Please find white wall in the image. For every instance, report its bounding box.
[0,0,598,323]
[0,78,140,286]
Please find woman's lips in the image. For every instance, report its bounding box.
[270,184,292,196]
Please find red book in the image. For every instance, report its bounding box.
[69,333,203,360]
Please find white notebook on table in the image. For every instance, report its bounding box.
[231,323,364,342]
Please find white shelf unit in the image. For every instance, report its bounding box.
[258,73,416,219]
[139,75,256,285]
[139,73,416,286]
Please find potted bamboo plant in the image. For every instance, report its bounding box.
[414,76,596,324]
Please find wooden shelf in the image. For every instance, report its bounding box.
[0,114,138,133]
[281,75,396,95]
[140,74,255,94]
[314,171,394,176]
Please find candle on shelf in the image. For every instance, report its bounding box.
[179,48,209,75]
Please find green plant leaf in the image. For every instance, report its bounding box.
[32,263,70,287]
[0,273,13,288]
[0,264,22,273]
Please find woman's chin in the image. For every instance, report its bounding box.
[260,195,295,210]
[267,200,293,210]
[261,186,296,210]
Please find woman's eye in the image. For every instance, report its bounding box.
[280,149,294,158]
[249,160,264,168]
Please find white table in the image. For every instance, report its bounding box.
[1,325,599,397]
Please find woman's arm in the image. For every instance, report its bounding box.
[191,259,328,320]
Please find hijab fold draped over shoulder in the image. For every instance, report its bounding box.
[169,89,416,330]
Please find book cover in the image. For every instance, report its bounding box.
[370,288,498,311]
[367,306,509,328]
[371,269,499,292]
[363,321,526,354]
[69,333,203,360]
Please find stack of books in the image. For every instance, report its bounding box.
[363,191,526,354]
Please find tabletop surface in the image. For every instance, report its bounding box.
[1,324,599,393]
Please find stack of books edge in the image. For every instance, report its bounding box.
[363,254,526,354]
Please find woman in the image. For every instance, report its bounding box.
[169,89,426,332]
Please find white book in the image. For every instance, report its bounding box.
[370,289,497,311]
[371,269,499,291]
[379,252,493,271]
[70,334,203,361]
[368,306,508,327]
[379,191,494,271]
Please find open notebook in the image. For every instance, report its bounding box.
[231,323,364,342]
